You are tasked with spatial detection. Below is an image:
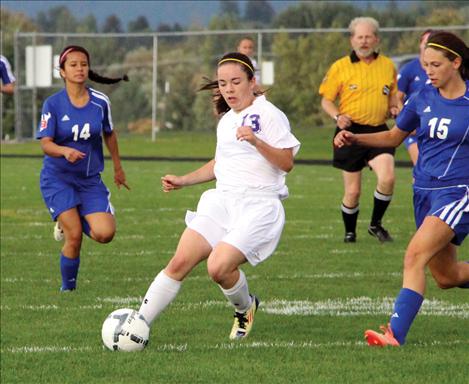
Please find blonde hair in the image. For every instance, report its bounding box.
[349,17,380,36]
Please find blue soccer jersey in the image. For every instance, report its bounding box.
[396,81,469,188]
[397,58,430,101]
[36,87,113,177]
[0,55,16,85]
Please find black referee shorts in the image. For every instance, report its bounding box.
[332,122,395,172]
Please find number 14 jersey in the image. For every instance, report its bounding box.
[36,87,113,177]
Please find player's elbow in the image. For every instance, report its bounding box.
[282,158,294,173]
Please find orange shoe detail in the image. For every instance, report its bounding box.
[364,323,400,347]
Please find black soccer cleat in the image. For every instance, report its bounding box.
[344,232,356,243]
[368,224,393,243]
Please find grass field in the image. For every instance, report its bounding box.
[1,130,468,384]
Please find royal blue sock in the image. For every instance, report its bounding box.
[80,217,91,238]
[389,288,424,345]
[60,254,80,290]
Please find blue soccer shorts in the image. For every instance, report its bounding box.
[413,184,469,245]
[40,168,114,221]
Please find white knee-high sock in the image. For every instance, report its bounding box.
[220,270,252,313]
[138,270,181,325]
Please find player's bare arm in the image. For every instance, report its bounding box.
[161,159,216,192]
[40,136,86,163]
[334,126,408,148]
[237,125,294,172]
[103,131,130,190]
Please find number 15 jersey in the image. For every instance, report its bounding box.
[396,80,469,188]
[36,87,113,177]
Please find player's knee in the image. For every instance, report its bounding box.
[434,278,454,290]
[93,229,115,243]
[345,190,360,203]
[64,231,82,251]
[403,248,421,271]
[207,259,227,284]
[430,266,460,289]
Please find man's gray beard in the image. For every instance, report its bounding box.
[357,48,375,58]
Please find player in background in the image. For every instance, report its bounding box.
[129,52,300,341]
[334,31,469,346]
[396,29,433,165]
[37,45,130,291]
[0,54,16,95]
[237,36,261,86]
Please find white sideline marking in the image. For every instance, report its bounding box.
[263,297,469,318]
[2,297,467,319]
[1,271,403,285]
[3,339,468,354]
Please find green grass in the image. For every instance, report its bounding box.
[1,133,468,384]
[1,126,412,162]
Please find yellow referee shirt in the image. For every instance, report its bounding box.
[319,51,397,126]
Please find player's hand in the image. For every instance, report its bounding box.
[337,114,352,130]
[334,130,356,148]
[64,147,86,163]
[236,125,257,146]
[389,106,400,119]
[114,167,130,190]
[161,175,184,192]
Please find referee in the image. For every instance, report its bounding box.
[319,17,399,243]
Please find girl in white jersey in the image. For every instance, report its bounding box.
[334,31,469,347]
[129,52,300,342]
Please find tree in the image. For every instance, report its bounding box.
[77,14,98,33]
[128,16,151,32]
[219,1,240,18]
[244,0,275,25]
[36,6,77,32]
[102,14,123,33]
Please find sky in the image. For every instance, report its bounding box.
[2,0,301,28]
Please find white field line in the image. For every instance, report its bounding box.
[3,339,469,354]
[0,271,403,285]
[2,297,468,319]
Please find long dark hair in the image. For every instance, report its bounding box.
[199,52,257,116]
[59,45,129,84]
[426,31,469,80]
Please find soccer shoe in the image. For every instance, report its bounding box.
[368,224,393,242]
[344,232,356,243]
[229,295,260,340]
[364,324,400,347]
[54,221,64,241]
[60,287,76,292]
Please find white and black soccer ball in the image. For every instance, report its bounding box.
[102,308,150,352]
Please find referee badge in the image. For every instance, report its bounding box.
[382,85,390,95]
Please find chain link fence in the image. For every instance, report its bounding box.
[5,25,468,141]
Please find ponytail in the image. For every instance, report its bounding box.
[89,70,129,85]
[59,45,129,84]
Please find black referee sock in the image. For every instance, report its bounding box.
[341,203,359,234]
[370,190,392,227]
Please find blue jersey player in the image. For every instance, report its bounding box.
[37,45,129,292]
[396,30,433,165]
[334,31,469,346]
[1,55,16,95]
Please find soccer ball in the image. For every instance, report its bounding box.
[101,308,150,352]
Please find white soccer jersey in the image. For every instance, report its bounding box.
[214,95,300,197]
